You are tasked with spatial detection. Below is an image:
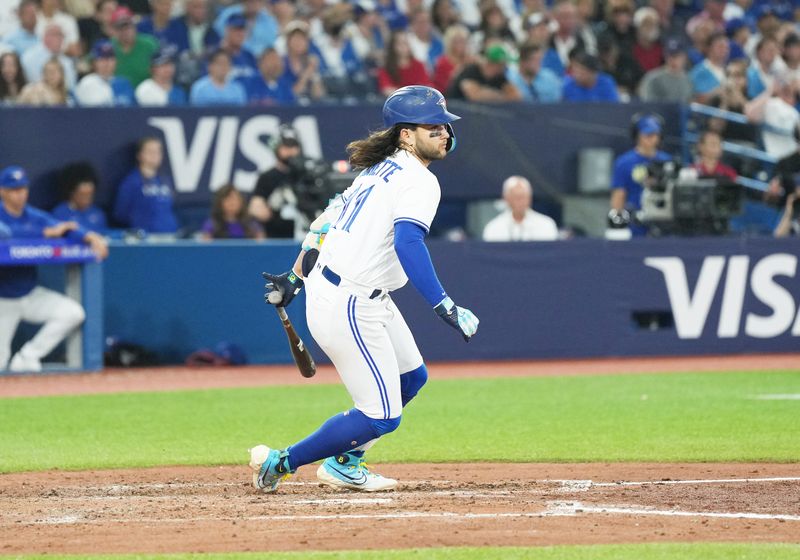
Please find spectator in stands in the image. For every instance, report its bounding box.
[431,0,459,35]
[280,20,325,102]
[169,0,220,91]
[638,36,692,103]
[242,47,295,105]
[774,185,800,237]
[746,37,782,98]
[21,23,76,88]
[432,23,472,94]
[270,0,295,30]
[347,0,388,73]
[747,5,781,55]
[771,145,800,237]
[685,0,725,36]
[65,0,94,20]
[0,165,107,373]
[632,7,663,73]
[135,46,187,105]
[36,0,81,57]
[165,0,218,55]
[548,0,596,76]
[562,50,619,102]
[113,136,180,235]
[111,6,158,87]
[784,34,800,84]
[407,7,443,73]
[377,30,432,96]
[74,39,136,106]
[5,0,39,56]
[745,74,800,160]
[725,17,750,62]
[220,12,258,81]
[522,12,553,51]
[690,129,737,180]
[470,3,515,61]
[213,0,279,58]
[506,43,561,102]
[482,175,558,241]
[51,162,108,233]
[595,21,642,99]
[200,183,263,240]
[137,0,172,44]
[78,0,116,57]
[248,125,303,238]
[0,52,27,104]
[609,114,671,237]
[313,3,373,99]
[688,31,729,104]
[17,56,69,105]
[190,48,247,105]
[686,17,715,66]
[446,43,521,102]
[648,0,686,41]
[595,0,635,58]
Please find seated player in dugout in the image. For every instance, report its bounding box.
[0,166,108,372]
[608,113,671,237]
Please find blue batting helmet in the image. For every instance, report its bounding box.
[382,85,460,152]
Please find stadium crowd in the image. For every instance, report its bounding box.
[0,0,797,107]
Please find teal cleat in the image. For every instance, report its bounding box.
[249,445,293,493]
[316,452,398,492]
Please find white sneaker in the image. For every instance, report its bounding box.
[9,352,42,372]
[316,452,398,492]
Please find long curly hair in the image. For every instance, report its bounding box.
[347,125,416,170]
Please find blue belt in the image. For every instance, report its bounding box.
[321,266,382,299]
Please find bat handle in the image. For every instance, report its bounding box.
[276,306,289,322]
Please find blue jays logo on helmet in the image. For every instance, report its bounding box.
[382,85,460,152]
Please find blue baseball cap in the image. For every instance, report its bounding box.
[637,116,662,135]
[91,39,115,59]
[151,45,176,65]
[226,13,247,28]
[0,166,29,188]
[725,17,747,37]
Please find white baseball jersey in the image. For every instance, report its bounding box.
[317,149,441,291]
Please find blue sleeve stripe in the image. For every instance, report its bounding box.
[394,217,430,233]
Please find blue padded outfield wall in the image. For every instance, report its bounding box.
[103,238,800,365]
[0,102,681,212]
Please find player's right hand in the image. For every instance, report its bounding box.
[434,297,479,342]
[263,270,304,308]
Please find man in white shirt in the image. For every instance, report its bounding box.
[745,73,800,160]
[482,175,559,241]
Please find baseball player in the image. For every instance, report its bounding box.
[0,166,108,372]
[249,85,479,492]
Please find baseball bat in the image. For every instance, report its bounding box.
[274,304,317,378]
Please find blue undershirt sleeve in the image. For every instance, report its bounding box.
[394,220,447,307]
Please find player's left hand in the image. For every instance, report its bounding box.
[263,270,304,308]
[434,297,479,342]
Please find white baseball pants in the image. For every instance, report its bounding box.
[305,269,423,420]
[0,287,86,369]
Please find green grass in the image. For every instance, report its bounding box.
[7,543,800,559]
[1,371,799,473]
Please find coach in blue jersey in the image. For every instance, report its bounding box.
[609,114,671,237]
[0,166,108,372]
[113,136,180,235]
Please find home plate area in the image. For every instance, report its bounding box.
[1,463,799,554]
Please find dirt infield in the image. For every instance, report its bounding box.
[1,355,799,554]
[2,463,799,554]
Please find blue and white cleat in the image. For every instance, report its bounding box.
[249,445,293,493]
[316,452,398,492]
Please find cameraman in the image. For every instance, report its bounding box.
[248,125,304,239]
[609,114,671,237]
